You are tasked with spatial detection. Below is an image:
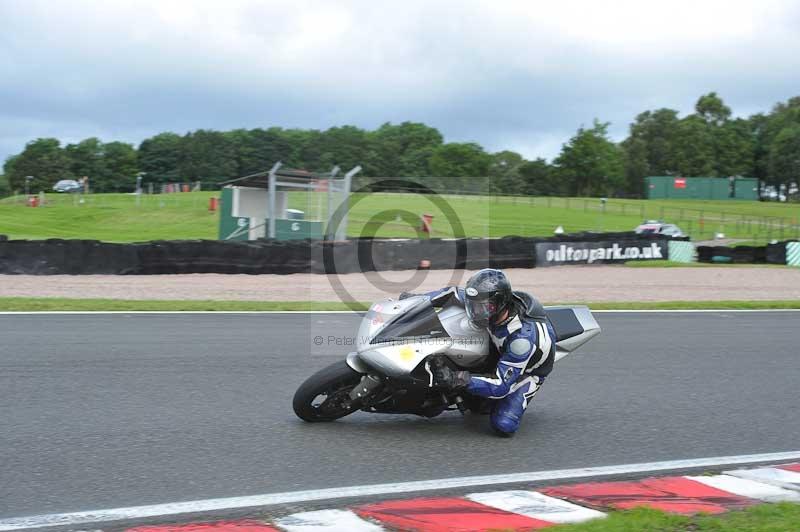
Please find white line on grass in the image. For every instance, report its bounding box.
[1,451,799,531]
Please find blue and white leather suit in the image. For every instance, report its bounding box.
[425,287,557,434]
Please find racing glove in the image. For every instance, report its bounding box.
[431,360,471,391]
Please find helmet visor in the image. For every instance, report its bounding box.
[465,298,498,327]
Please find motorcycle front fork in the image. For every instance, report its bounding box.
[348,374,383,402]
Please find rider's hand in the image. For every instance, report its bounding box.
[431,359,470,391]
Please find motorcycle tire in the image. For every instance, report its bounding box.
[293,360,364,422]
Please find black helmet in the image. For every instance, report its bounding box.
[464,269,513,327]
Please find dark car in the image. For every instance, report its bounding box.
[52,179,83,193]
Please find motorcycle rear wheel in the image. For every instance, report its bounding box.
[293,360,364,422]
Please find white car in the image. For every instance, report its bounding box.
[634,220,685,238]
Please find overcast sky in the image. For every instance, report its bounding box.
[2,0,799,165]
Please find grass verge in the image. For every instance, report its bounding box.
[0,298,798,311]
[2,191,798,242]
[0,298,369,311]
[553,503,800,531]
[624,260,791,268]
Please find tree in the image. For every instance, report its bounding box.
[518,158,561,195]
[621,137,649,196]
[4,138,73,192]
[227,128,293,176]
[66,137,107,189]
[428,142,489,178]
[489,150,525,193]
[317,126,369,172]
[179,129,238,184]
[0,171,10,197]
[621,108,681,196]
[365,122,444,177]
[624,109,680,174]
[768,124,800,193]
[753,97,800,187]
[714,118,754,177]
[138,133,182,183]
[103,142,139,191]
[274,128,317,169]
[695,92,732,126]
[750,112,773,185]
[553,121,624,196]
[673,115,716,176]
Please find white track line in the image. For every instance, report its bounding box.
[1,451,799,531]
[0,309,797,315]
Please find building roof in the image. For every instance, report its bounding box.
[221,167,340,188]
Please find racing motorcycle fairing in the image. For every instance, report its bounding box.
[332,295,600,417]
[349,295,599,374]
[353,296,491,377]
[545,305,602,361]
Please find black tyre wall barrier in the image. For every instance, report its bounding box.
[732,246,758,264]
[767,241,790,264]
[697,245,768,264]
[0,239,140,274]
[0,232,689,275]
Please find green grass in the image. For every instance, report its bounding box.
[0,192,220,241]
[582,300,800,310]
[552,503,800,531]
[0,298,797,312]
[1,191,798,242]
[624,260,791,268]
[0,298,369,311]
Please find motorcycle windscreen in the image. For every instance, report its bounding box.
[370,300,450,344]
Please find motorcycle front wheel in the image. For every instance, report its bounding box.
[293,360,364,422]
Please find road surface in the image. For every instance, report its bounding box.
[1,311,798,519]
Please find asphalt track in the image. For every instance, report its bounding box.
[1,311,798,520]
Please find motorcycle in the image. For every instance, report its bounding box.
[293,292,601,422]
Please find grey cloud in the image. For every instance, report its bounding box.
[1,0,799,164]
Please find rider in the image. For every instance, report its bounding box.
[410,269,557,437]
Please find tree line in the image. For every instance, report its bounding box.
[2,92,798,198]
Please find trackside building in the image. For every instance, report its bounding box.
[646,176,758,200]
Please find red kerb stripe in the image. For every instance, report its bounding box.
[542,476,755,515]
[355,496,554,531]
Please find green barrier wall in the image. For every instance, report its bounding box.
[275,219,324,240]
[217,187,250,240]
[646,176,758,200]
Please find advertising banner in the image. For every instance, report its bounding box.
[535,239,667,267]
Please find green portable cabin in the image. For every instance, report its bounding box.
[646,176,758,200]
[218,186,250,241]
[217,164,359,241]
